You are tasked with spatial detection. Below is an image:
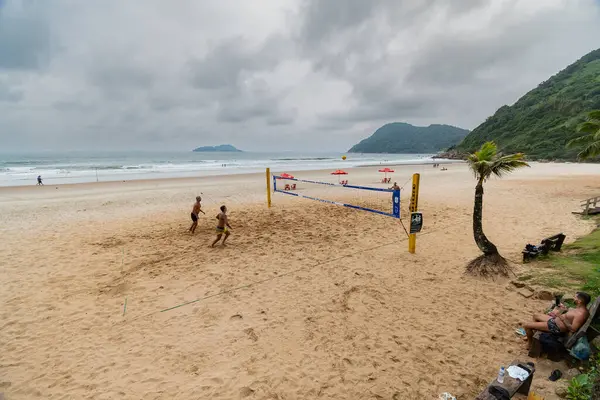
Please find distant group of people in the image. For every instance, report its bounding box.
[432,163,447,171]
[189,196,233,247]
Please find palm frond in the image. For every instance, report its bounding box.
[587,110,600,120]
[578,141,600,160]
[490,153,529,178]
[475,142,498,162]
[567,134,595,148]
[577,121,600,134]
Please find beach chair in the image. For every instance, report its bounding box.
[522,233,566,262]
[528,296,600,358]
[284,184,291,191]
[291,184,296,190]
[475,360,535,399]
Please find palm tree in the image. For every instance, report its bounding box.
[567,110,600,160]
[466,142,529,277]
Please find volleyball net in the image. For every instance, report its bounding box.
[272,174,401,219]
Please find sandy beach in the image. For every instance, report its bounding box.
[1,162,600,399]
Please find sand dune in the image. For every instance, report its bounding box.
[1,163,599,399]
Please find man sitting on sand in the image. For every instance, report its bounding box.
[522,292,591,347]
[189,196,205,234]
[211,205,232,247]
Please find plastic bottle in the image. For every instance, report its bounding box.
[497,366,505,384]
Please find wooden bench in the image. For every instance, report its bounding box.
[522,233,566,263]
[529,296,600,358]
[577,196,600,216]
[475,360,535,399]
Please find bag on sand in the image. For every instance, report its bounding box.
[569,336,591,361]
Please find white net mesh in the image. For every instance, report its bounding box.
[273,174,404,219]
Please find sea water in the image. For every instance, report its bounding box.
[0,151,437,187]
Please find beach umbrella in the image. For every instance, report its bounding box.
[279,173,294,179]
[331,169,348,183]
[378,167,395,180]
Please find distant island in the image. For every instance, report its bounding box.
[192,144,242,152]
[348,123,469,154]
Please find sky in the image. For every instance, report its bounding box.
[1,0,599,152]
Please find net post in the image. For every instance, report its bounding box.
[266,168,272,208]
[408,173,420,253]
[392,189,400,218]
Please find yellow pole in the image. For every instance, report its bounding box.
[266,168,272,208]
[408,173,420,253]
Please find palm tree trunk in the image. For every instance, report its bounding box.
[473,180,499,256]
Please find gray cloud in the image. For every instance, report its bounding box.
[0,0,599,152]
[0,1,50,70]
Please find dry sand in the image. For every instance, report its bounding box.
[1,162,600,399]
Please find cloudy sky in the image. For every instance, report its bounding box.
[1,0,599,152]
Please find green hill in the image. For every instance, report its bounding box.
[192,144,242,152]
[457,48,600,160]
[348,123,469,153]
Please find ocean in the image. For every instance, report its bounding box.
[0,151,437,187]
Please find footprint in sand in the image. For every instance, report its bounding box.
[244,328,258,342]
[230,314,243,320]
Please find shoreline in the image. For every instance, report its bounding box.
[0,162,448,192]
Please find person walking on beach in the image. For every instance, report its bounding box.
[189,196,205,234]
[211,205,232,247]
[37,175,43,185]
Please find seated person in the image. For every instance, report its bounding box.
[522,292,591,348]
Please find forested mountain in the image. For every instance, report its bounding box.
[456,48,600,160]
[348,123,469,153]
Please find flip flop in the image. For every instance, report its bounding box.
[515,327,527,336]
[549,369,562,381]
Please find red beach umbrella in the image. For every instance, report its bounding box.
[378,167,395,179]
[331,169,348,183]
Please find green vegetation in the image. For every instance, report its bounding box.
[457,48,600,160]
[521,226,600,297]
[465,142,529,276]
[566,354,599,400]
[348,123,469,154]
[567,110,600,160]
[192,144,242,152]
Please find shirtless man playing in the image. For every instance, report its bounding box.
[522,291,591,348]
[389,182,400,191]
[189,196,205,234]
[211,205,232,247]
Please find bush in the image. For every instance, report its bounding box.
[567,354,599,400]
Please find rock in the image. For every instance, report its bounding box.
[592,336,600,349]
[534,290,555,301]
[564,368,581,379]
[555,382,569,398]
[517,287,534,298]
[511,280,526,288]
